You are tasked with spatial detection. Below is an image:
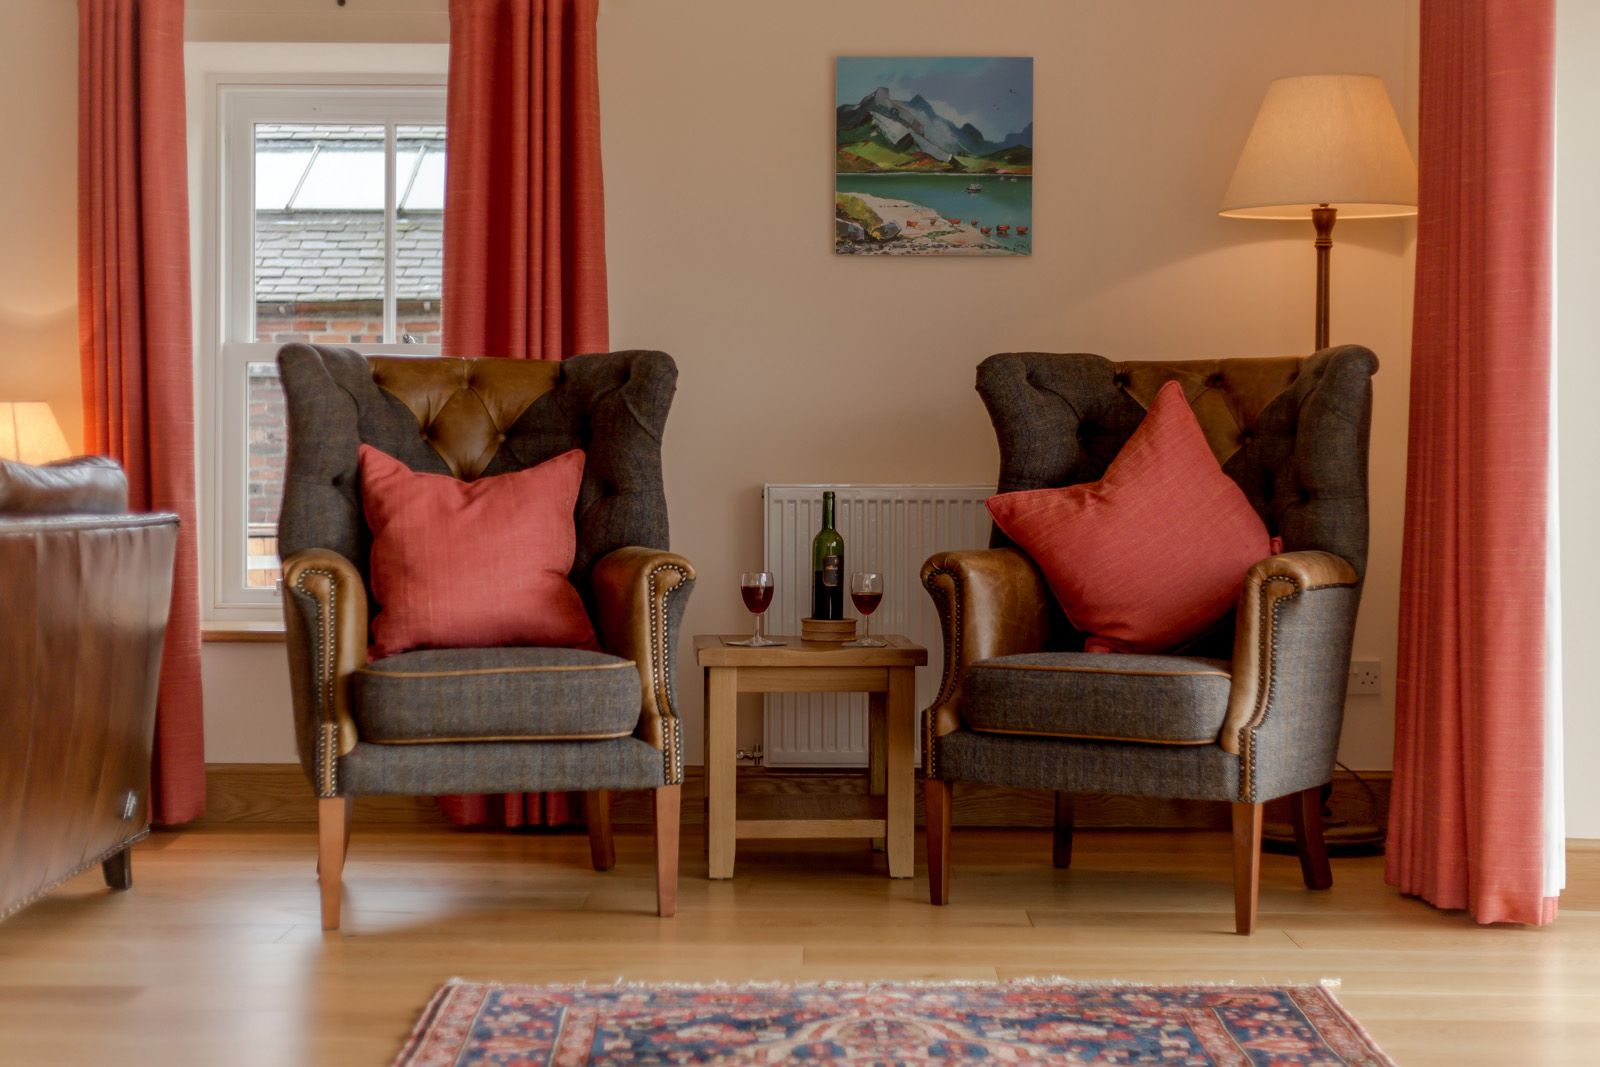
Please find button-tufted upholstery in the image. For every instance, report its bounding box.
[273,344,695,927]
[366,356,561,480]
[277,344,676,600]
[919,346,1379,931]
[978,346,1377,582]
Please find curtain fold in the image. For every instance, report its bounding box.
[1387,0,1559,925]
[440,0,610,828]
[77,0,204,826]
[443,0,609,361]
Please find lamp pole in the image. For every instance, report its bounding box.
[1312,204,1337,351]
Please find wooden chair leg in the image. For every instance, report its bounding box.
[1289,785,1334,890]
[654,784,681,917]
[102,848,133,890]
[924,778,953,905]
[1231,801,1262,936]
[585,789,616,871]
[318,796,349,931]
[1052,791,1074,869]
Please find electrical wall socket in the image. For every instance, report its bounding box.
[1348,660,1381,696]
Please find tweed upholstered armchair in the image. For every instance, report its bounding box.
[921,346,1378,934]
[276,345,695,929]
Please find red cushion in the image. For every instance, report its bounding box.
[359,444,599,659]
[986,380,1275,654]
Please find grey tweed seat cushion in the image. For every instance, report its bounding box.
[962,653,1233,745]
[352,647,642,743]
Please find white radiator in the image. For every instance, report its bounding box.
[761,484,994,767]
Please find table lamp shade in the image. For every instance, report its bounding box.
[1220,74,1417,219]
[0,402,72,464]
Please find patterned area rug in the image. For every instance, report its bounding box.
[393,979,1395,1065]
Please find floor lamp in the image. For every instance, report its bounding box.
[1221,74,1415,854]
[1220,74,1417,351]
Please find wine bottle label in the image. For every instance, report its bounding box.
[822,555,842,587]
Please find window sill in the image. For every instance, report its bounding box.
[202,624,286,644]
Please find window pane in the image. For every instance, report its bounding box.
[254,123,386,344]
[246,362,286,589]
[396,124,445,344]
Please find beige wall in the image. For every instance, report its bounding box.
[4,1,1425,783]
[185,0,447,44]
[0,0,81,450]
[601,0,1418,769]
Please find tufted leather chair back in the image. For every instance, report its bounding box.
[275,344,677,603]
[976,346,1378,582]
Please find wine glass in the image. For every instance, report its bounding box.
[844,571,887,647]
[728,571,783,646]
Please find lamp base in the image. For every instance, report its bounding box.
[1262,819,1386,858]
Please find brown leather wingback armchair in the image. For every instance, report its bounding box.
[0,457,177,922]
[275,345,695,929]
[921,348,1377,934]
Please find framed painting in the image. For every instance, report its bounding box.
[835,56,1033,257]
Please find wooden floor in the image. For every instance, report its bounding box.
[0,826,1596,1066]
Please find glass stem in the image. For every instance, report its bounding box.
[755,612,764,642]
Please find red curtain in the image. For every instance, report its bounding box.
[439,0,610,828]
[1388,0,1558,925]
[76,0,204,826]
[442,0,609,361]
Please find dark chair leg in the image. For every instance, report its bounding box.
[102,848,133,890]
[654,784,681,917]
[1052,791,1074,869]
[318,796,349,931]
[1289,785,1334,890]
[1231,801,1262,936]
[924,778,953,905]
[585,789,616,871]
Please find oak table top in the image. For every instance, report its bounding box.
[693,633,928,668]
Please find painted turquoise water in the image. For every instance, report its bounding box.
[835,173,1032,254]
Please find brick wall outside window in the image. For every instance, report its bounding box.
[246,299,443,587]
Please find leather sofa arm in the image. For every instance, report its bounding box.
[920,548,1052,762]
[591,546,696,784]
[281,548,368,797]
[1222,550,1361,799]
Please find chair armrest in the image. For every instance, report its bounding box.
[1222,550,1361,800]
[920,548,1052,766]
[591,546,696,784]
[281,548,368,797]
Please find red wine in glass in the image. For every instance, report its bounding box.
[742,583,775,614]
[845,571,887,647]
[730,570,781,646]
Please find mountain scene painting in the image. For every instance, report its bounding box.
[835,56,1033,257]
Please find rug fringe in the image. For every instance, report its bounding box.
[459,976,1343,994]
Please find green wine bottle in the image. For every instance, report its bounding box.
[810,491,844,620]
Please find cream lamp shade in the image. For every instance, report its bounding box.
[1219,74,1417,219]
[0,402,72,464]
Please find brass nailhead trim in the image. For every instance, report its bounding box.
[922,566,965,780]
[648,563,691,785]
[295,567,340,798]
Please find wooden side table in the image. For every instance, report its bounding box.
[694,635,928,880]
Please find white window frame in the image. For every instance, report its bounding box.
[197,70,446,625]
